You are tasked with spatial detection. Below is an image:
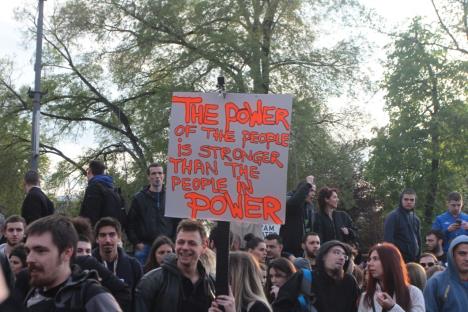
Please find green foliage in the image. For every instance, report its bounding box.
[365,19,468,227]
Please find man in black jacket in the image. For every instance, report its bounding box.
[127,163,179,264]
[135,219,215,312]
[384,188,421,263]
[80,160,123,226]
[273,240,359,312]
[93,217,142,303]
[280,175,316,257]
[21,170,54,225]
[24,215,121,311]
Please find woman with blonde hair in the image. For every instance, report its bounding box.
[209,251,272,312]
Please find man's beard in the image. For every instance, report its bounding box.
[328,267,344,280]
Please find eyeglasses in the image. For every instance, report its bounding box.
[420,262,435,268]
[330,249,349,260]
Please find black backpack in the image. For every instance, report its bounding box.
[95,183,127,228]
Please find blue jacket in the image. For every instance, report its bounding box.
[423,235,468,312]
[432,211,468,252]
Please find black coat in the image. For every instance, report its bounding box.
[126,187,179,245]
[280,182,315,257]
[21,187,54,224]
[313,210,356,244]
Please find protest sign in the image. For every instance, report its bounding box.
[166,92,292,225]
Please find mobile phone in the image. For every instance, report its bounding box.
[455,219,462,225]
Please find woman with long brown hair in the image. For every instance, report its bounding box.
[358,243,425,311]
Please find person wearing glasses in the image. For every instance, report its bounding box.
[358,243,425,312]
[419,253,438,272]
[273,240,359,312]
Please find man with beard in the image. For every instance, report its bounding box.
[24,215,121,311]
[425,230,446,264]
[135,219,215,312]
[280,175,316,257]
[127,163,179,264]
[93,217,142,303]
[384,188,421,262]
[0,215,26,258]
[265,234,285,262]
[293,232,320,270]
[274,240,359,312]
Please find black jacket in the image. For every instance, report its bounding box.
[273,240,359,312]
[313,210,356,244]
[24,265,121,312]
[79,175,123,226]
[384,206,421,262]
[92,247,143,294]
[126,186,179,245]
[135,256,215,312]
[280,182,315,257]
[13,256,132,311]
[21,187,54,224]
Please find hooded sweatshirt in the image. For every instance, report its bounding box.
[273,240,359,312]
[423,235,468,312]
[384,192,421,262]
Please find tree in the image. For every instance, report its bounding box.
[2,0,370,195]
[365,19,468,226]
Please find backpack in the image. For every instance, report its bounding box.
[95,183,127,228]
[297,269,317,312]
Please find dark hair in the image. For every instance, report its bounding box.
[9,244,27,268]
[176,219,207,240]
[88,160,106,175]
[78,235,91,243]
[447,191,462,202]
[94,217,122,238]
[71,217,93,243]
[146,163,164,175]
[265,233,282,245]
[26,215,78,258]
[4,215,26,230]
[265,257,296,298]
[24,170,40,185]
[244,234,264,250]
[144,236,174,273]
[302,232,319,244]
[365,243,411,311]
[317,187,338,212]
[426,229,444,241]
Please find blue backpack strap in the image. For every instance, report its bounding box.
[298,269,315,311]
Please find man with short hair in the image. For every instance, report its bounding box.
[424,235,468,311]
[80,160,124,226]
[265,233,284,262]
[77,236,92,257]
[384,188,421,262]
[24,215,121,311]
[293,232,320,270]
[425,230,446,264]
[21,170,54,225]
[419,253,439,272]
[432,191,467,253]
[0,215,25,258]
[280,175,317,257]
[127,163,179,264]
[135,219,215,312]
[92,217,142,298]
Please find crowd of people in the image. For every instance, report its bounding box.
[0,161,467,311]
